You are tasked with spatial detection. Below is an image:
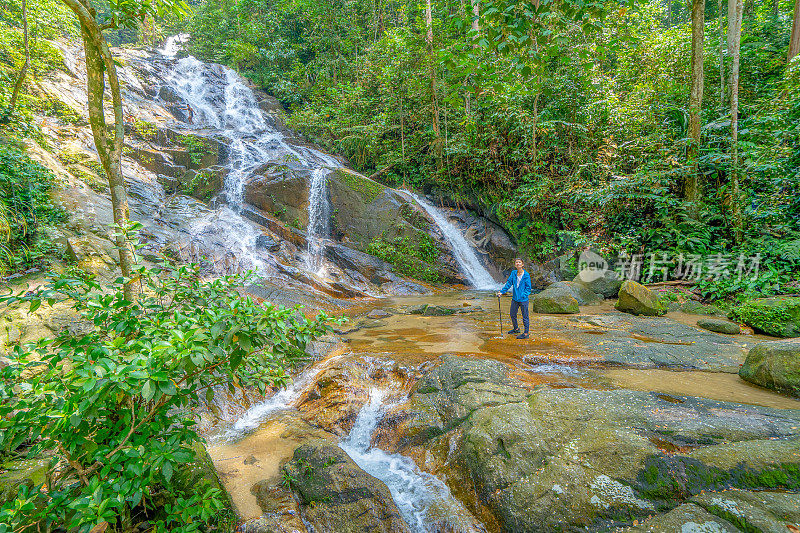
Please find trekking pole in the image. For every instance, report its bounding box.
[497,295,503,335]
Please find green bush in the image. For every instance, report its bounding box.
[0,254,336,531]
[367,234,442,283]
[0,142,66,275]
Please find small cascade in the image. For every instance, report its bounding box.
[306,168,332,273]
[222,353,343,439]
[340,390,485,533]
[409,194,498,290]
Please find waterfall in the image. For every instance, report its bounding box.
[306,168,332,273]
[155,39,339,276]
[340,390,485,533]
[409,194,499,290]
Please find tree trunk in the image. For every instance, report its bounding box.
[1,0,29,124]
[718,0,725,109]
[471,0,480,34]
[62,0,136,300]
[727,0,742,56]
[729,0,743,242]
[426,0,442,169]
[686,0,705,208]
[790,0,800,63]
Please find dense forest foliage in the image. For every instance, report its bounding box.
[185,0,800,299]
[1,0,799,296]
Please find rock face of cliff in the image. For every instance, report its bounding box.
[26,41,515,298]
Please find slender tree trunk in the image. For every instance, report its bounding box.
[426,0,442,169]
[62,0,135,300]
[790,0,800,63]
[727,0,743,57]
[719,0,725,109]
[686,0,705,209]
[1,0,29,124]
[471,0,480,34]
[729,0,743,242]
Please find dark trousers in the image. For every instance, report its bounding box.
[510,300,529,333]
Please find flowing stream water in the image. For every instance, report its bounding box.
[410,194,499,290]
[339,389,485,533]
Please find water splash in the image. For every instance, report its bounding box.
[223,354,343,439]
[409,194,499,290]
[306,168,331,273]
[340,389,485,533]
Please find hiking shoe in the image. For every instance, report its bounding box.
[516,333,529,339]
[507,329,520,334]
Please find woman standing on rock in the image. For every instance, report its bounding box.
[497,258,532,339]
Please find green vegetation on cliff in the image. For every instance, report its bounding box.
[187,0,800,301]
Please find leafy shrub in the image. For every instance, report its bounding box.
[0,142,66,274]
[367,234,442,283]
[0,255,335,531]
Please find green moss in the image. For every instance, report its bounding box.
[366,233,442,283]
[337,170,385,204]
[183,135,213,166]
[132,118,157,140]
[634,455,800,509]
[731,297,800,337]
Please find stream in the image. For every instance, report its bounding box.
[47,36,799,532]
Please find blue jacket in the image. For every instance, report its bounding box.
[500,270,532,302]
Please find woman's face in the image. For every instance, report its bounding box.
[515,259,524,269]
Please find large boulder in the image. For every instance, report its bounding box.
[615,280,666,316]
[324,243,395,284]
[546,281,602,305]
[739,339,800,396]
[732,296,800,338]
[281,443,410,533]
[530,285,580,314]
[573,269,623,299]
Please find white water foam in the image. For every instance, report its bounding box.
[340,389,485,533]
[305,168,331,273]
[409,194,499,290]
[223,354,343,439]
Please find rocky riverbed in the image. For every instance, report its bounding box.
[202,292,800,533]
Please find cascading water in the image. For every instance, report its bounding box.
[340,390,485,533]
[409,194,499,290]
[154,39,340,276]
[221,353,343,439]
[305,168,332,273]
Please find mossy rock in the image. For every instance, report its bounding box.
[739,339,800,396]
[731,296,800,338]
[680,301,725,317]
[0,458,49,505]
[530,286,580,314]
[696,318,741,335]
[615,280,666,316]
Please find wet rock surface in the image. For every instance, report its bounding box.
[373,355,800,533]
[740,339,800,396]
[282,443,411,533]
